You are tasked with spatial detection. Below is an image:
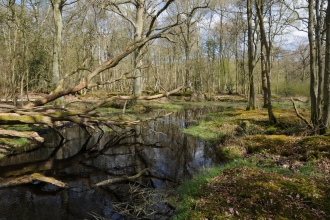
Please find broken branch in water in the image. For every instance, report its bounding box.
[95,168,149,186]
[0,173,67,188]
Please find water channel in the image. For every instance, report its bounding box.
[0,106,226,220]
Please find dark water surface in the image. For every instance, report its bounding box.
[0,106,226,220]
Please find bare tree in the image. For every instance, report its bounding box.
[0,0,196,139]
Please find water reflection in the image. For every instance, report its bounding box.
[0,106,224,219]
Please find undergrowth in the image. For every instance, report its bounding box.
[172,100,330,219]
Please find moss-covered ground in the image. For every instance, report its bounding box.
[173,98,330,219]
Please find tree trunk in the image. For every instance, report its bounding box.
[321,3,330,134]
[51,0,63,106]
[316,0,323,121]
[247,0,255,110]
[256,0,276,124]
[261,34,268,107]
[308,0,319,130]
[133,0,145,96]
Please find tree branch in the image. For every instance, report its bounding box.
[146,0,176,36]
[290,98,313,129]
[24,31,168,108]
[0,173,67,188]
[95,168,149,186]
[84,86,188,114]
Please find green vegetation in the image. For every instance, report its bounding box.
[0,137,32,155]
[172,100,330,219]
[173,161,330,219]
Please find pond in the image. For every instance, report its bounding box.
[0,106,226,220]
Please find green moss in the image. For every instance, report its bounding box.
[265,126,277,134]
[172,164,330,219]
[0,137,32,155]
[3,125,42,132]
[170,99,330,219]
[245,135,295,156]
[217,145,246,161]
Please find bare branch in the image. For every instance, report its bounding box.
[290,98,313,129]
[95,168,149,186]
[146,0,175,36]
[106,1,137,29]
[0,173,67,189]
[24,31,168,108]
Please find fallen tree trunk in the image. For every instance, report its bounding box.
[23,31,169,109]
[0,129,44,143]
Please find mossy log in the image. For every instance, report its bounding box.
[0,173,67,188]
[0,129,44,143]
[0,86,187,138]
[0,113,53,126]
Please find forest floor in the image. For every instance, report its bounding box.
[170,95,330,219]
[2,92,330,219]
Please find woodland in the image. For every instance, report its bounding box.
[0,0,330,219]
[0,0,329,136]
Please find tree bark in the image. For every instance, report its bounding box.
[133,0,145,96]
[308,0,319,130]
[247,0,255,110]
[51,0,64,106]
[321,3,330,134]
[256,0,276,124]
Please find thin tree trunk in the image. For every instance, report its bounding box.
[308,0,319,130]
[321,4,330,134]
[316,0,323,126]
[256,0,276,124]
[247,0,255,110]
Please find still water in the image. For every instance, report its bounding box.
[0,106,225,220]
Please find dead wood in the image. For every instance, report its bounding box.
[84,86,188,113]
[95,168,149,186]
[0,129,44,143]
[0,173,67,188]
[23,32,169,109]
[290,98,313,129]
